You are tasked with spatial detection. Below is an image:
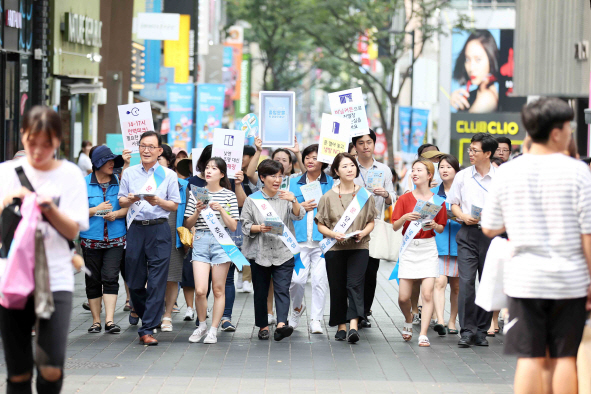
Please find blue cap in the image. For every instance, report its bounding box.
[91,145,124,169]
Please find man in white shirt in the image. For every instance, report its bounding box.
[447,133,498,347]
[482,98,591,394]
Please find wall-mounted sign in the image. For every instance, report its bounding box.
[137,12,180,41]
[5,10,22,29]
[65,12,102,48]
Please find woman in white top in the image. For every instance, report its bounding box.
[0,106,89,393]
[77,140,93,175]
[184,157,239,344]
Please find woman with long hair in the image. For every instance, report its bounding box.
[0,106,89,393]
[392,159,448,347]
[184,158,239,344]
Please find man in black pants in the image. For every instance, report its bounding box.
[448,133,498,347]
[352,130,395,328]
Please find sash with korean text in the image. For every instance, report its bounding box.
[126,165,167,229]
[201,207,249,269]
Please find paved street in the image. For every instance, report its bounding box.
[0,261,516,393]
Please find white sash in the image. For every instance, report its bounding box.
[126,165,167,229]
[200,207,249,269]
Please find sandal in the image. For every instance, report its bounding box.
[402,321,413,342]
[418,335,430,347]
[161,317,173,332]
[124,300,131,312]
[487,329,496,337]
[105,321,121,334]
[447,327,459,335]
[88,322,101,333]
[433,323,446,336]
[172,302,180,314]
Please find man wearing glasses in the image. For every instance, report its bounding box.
[495,137,512,163]
[447,133,498,348]
[119,131,181,346]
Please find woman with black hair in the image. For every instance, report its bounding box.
[451,30,500,113]
[184,157,240,344]
[78,140,93,175]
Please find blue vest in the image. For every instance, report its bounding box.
[289,172,334,244]
[80,173,126,241]
[175,178,189,248]
[431,184,460,256]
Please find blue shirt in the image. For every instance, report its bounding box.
[118,162,181,220]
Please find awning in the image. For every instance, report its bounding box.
[134,94,168,113]
[63,82,104,95]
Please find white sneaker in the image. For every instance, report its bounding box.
[189,327,207,343]
[289,304,306,329]
[242,281,253,293]
[236,272,243,290]
[412,313,420,325]
[268,314,277,326]
[204,330,217,344]
[309,320,323,334]
[184,307,195,321]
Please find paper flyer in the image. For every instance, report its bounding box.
[94,209,113,217]
[300,181,323,204]
[412,199,442,230]
[264,216,284,235]
[190,185,211,205]
[471,205,483,220]
[343,230,362,239]
[366,170,384,190]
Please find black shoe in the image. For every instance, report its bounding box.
[433,323,446,336]
[474,337,489,347]
[347,329,360,343]
[458,335,475,348]
[88,322,101,333]
[359,318,371,329]
[335,330,346,341]
[258,329,270,340]
[105,322,121,334]
[129,311,139,326]
[274,325,294,341]
[82,301,90,311]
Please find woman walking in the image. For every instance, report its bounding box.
[392,159,447,347]
[184,158,239,344]
[0,106,89,393]
[315,153,377,343]
[80,146,128,334]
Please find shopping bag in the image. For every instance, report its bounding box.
[369,219,402,262]
[578,321,591,394]
[475,236,510,311]
[0,193,40,310]
[34,228,54,319]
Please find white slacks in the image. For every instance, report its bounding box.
[289,246,328,321]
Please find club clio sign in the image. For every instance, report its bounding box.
[64,12,102,48]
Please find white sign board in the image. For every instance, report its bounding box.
[137,13,180,41]
[212,128,245,179]
[117,102,155,154]
[191,148,204,176]
[317,114,350,165]
[328,87,370,137]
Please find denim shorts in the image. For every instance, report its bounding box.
[192,230,231,265]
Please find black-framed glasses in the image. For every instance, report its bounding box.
[139,144,159,152]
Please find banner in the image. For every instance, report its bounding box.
[196,83,226,148]
[164,14,190,83]
[225,26,244,101]
[212,128,245,179]
[259,91,296,148]
[235,53,251,119]
[410,108,429,153]
[328,87,370,137]
[117,102,154,154]
[166,84,194,149]
[399,106,412,153]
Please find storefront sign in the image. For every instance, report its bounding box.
[450,113,525,140]
[5,10,22,29]
[65,12,102,48]
[137,12,180,41]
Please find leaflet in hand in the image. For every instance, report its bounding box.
[280,176,290,190]
[343,230,362,239]
[190,185,211,205]
[471,205,483,221]
[133,193,155,199]
[94,209,112,217]
[264,216,284,235]
[412,199,442,229]
[300,181,323,204]
[366,170,384,190]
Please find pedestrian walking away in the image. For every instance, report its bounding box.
[118,131,181,346]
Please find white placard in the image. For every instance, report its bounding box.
[212,128,245,179]
[328,87,370,137]
[191,148,204,176]
[137,13,180,41]
[117,102,155,154]
[317,113,350,165]
[259,91,296,148]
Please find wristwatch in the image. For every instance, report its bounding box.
[292,198,297,203]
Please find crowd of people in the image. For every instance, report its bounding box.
[0,99,590,393]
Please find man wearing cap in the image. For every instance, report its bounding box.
[118,131,181,346]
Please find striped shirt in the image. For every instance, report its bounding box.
[184,188,239,231]
[481,154,591,299]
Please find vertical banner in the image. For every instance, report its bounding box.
[164,14,190,83]
[399,106,412,153]
[212,129,246,179]
[143,0,163,84]
[235,53,251,119]
[196,83,226,148]
[410,108,429,154]
[225,25,244,101]
[117,102,155,153]
[166,84,194,149]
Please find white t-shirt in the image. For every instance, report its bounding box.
[78,152,92,175]
[0,159,90,292]
[481,154,591,299]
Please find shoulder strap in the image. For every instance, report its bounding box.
[15,166,35,192]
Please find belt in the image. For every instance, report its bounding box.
[463,223,482,230]
[132,218,167,226]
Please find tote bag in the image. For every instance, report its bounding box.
[0,193,40,310]
[475,236,511,312]
[369,217,402,262]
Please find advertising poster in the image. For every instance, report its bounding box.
[212,128,245,179]
[163,14,190,83]
[117,102,154,153]
[317,113,350,165]
[259,91,295,148]
[328,87,370,137]
[448,28,527,164]
[166,83,194,149]
[399,107,412,154]
[196,83,226,148]
[410,109,429,153]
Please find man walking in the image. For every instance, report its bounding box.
[352,129,395,327]
[448,132,498,347]
[482,98,591,393]
[119,131,181,345]
[495,136,512,163]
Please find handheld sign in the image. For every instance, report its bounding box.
[212,128,245,179]
[328,87,370,137]
[259,91,296,147]
[117,102,155,154]
[317,113,350,165]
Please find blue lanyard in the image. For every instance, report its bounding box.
[471,166,492,193]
